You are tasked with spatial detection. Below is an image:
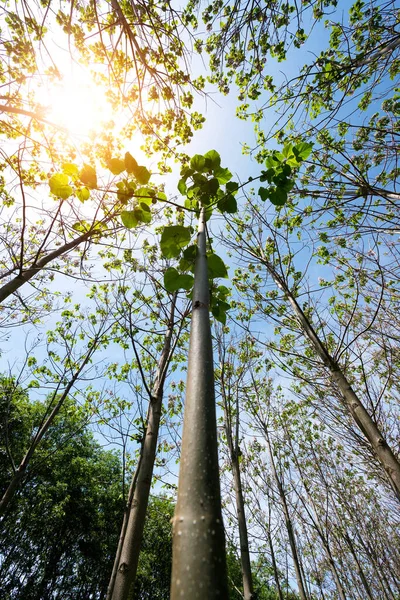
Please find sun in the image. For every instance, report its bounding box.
[43,70,115,137]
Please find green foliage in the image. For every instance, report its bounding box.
[258,142,312,207]
[121,205,152,229]
[164,267,194,292]
[160,225,192,258]
[178,149,237,215]
[48,173,73,199]
[207,253,229,278]
[108,158,126,175]
[0,380,123,599]
[79,164,97,189]
[124,152,151,184]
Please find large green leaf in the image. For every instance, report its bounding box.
[217,194,237,213]
[135,187,155,205]
[160,226,192,258]
[138,203,152,223]
[125,152,139,173]
[49,173,73,199]
[269,187,287,206]
[164,267,194,292]
[179,244,198,272]
[211,299,230,324]
[226,181,239,194]
[214,166,232,184]
[135,166,151,185]
[204,150,221,169]
[76,187,90,202]
[121,204,152,228]
[207,253,228,278]
[121,210,138,228]
[190,154,206,171]
[79,164,97,189]
[124,152,151,184]
[108,158,126,175]
[293,142,313,162]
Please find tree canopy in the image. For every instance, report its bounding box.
[0,0,399,598]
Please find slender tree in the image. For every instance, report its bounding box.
[216,332,256,599]
[170,207,229,598]
[109,291,183,599]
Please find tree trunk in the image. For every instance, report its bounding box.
[343,533,374,600]
[263,426,308,600]
[266,504,284,600]
[110,295,177,600]
[220,376,255,599]
[255,249,400,501]
[170,208,229,599]
[288,440,347,600]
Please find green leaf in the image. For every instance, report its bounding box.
[135,187,155,205]
[108,158,126,175]
[121,210,138,228]
[76,187,90,202]
[79,164,97,189]
[138,203,152,223]
[164,267,194,292]
[135,166,151,185]
[217,285,230,299]
[160,225,192,258]
[125,152,139,173]
[217,193,237,213]
[265,154,282,169]
[207,253,228,278]
[214,166,232,184]
[258,186,269,201]
[269,187,288,206]
[184,197,198,211]
[49,173,73,199]
[190,154,206,171]
[282,144,294,158]
[183,245,198,261]
[178,178,187,195]
[206,178,220,195]
[72,220,91,233]
[179,244,198,272]
[203,150,221,169]
[62,163,79,177]
[211,299,230,324]
[293,142,313,162]
[122,205,152,228]
[226,181,239,194]
[212,304,226,325]
[124,153,151,184]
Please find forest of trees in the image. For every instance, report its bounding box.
[0,0,399,598]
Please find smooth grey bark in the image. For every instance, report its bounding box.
[170,208,229,599]
[252,247,400,501]
[219,356,255,599]
[0,343,97,515]
[110,295,178,600]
